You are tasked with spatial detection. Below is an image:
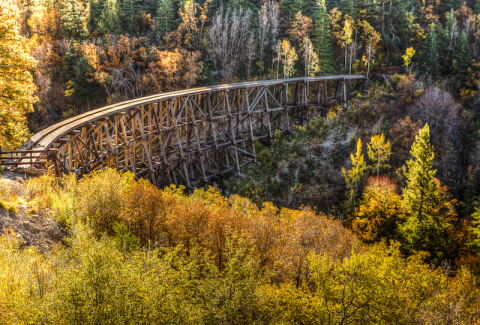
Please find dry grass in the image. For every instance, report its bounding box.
[0,200,17,213]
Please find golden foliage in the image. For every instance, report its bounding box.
[352,176,401,242]
[2,170,480,323]
[0,1,37,149]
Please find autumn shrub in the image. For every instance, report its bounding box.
[24,171,58,206]
[262,242,480,324]
[0,225,270,325]
[1,169,480,324]
[0,177,14,201]
[120,179,173,246]
[76,168,135,236]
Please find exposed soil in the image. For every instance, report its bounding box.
[0,172,67,252]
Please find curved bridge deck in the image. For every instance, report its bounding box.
[3,75,365,189]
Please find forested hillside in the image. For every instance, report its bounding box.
[3,0,480,323]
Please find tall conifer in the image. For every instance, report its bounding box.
[156,0,174,34]
[87,0,105,33]
[343,0,357,20]
[62,41,78,84]
[453,32,471,88]
[121,0,142,34]
[73,57,97,105]
[398,124,451,263]
[418,24,440,79]
[61,0,89,39]
[312,0,335,75]
[98,0,121,35]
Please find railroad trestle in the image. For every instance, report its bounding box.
[2,76,365,189]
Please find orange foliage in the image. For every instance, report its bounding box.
[119,183,359,281]
[139,48,202,93]
[456,253,480,276]
[287,12,313,48]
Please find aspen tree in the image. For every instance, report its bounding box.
[280,39,298,79]
[302,37,320,77]
[367,133,391,177]
[341,15,353,73]
[342,138,366,210]
[359,20,381,78]
[0,1,37,149]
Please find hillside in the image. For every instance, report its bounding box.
[3,0,480,323]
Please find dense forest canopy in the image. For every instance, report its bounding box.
[2,0,480,132]
[3,0,480,323]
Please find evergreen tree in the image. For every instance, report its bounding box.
[312,0,335,75]
[325,0,336,11]
[398,124,451,264]
[440,0,462,13]
[453,32,471,88]
[61,0,89,39]
[98,0,121,35]
[88,0,106,33]
[62,41,78,84]
[281,0,309,22]
[343,0,357,20]
[418,24,440,79]
[475,0,480,15]
[436,23,450,76]
[156,0,174,34]
[121,0,142,34]
[0,1,37,149]
[73,57,97,105]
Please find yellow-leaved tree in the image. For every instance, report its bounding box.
[342,138,366,214]
[367,133,391,177]
[351,176,401,242]
[0,1,37,149]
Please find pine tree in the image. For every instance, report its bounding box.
[156,0,174,34]
[475,0,480,15]
[72,56,97,105]
[62,41,78,84]
[121,0,142,34]
[98,0,121,35]
[367,133,391,177]
[418,24,440,79]
[0,1,37,149]
[453,32,471,88]
[440,0,462,13]
[281,0,309,21]
[88,0,106,33]
[312,0,335,75]
[436,23,451,76]
[61,0,89,39]
[325,0,336,11]
[343,0,357,20]
[398,124,451,264]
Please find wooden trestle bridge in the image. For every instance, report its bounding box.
[1,75,366,189]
